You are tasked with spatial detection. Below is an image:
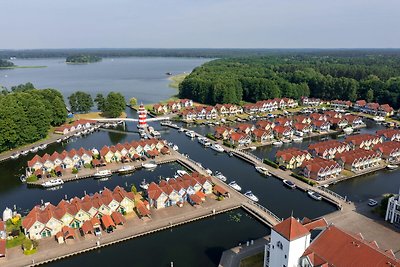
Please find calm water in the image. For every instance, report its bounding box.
[0,57,210,103]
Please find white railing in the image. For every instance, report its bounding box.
[247,200,282,223]
[234,149,262,163]
[318,186,347,201]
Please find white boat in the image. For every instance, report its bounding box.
[387,164,398,170]
[161,121,172,126]
[178,128,185,132]
[244,191,259,202]
[185,131,196,138]
[273,141,283,146]
[152,131,161,137]
[292,136,303,143]
[93,169,112,179]
[172,145,179,151]
[142,161,157,169]
[215,171,227,182]
[205,169,213,175]
[74,132,81,137]
[199,137,211,147]
[308,191,322,201]
[248,146,257,151]
[30,147,38,153]
[283,180,296,189]
[20,174,26,182]
[42,178,64,188]
[118,165,134,174]
[21,150,29,156]
[295,131,304,137]
[38,143,47,150]
[228,181,242,191]
[343,127,354,134]
[176,170,188,176]
[368,199,378,207]
[373,116,385,122]
[10,153,20,159]
[63,136,69,141]
[255,166,271,176]
[56,138,62,143]
[282,139,292,144]
[211,143,224,153]
[140,179,149,190]
[171,124,178,128]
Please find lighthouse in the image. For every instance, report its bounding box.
[138,104,147,128]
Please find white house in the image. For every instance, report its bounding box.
[385,188,400,225]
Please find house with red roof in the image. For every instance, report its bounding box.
[255,120,275,131]
[330,99,352,109]
[328,117,348,129]
[153,103,168,114]
[311,120,330,133]
[293,123,313,134]
[273,126,293,139]
[292,115,311,125]
[301,97,322,106]
[308,140,350,159]
[274,117,292,127]
[228,132,251,147]
[235,123,254,134]
[376,129,400,142]
[300,157,342,181]
[343,114,364,126]
[335,148,381,172]
[378,104,394,116]
[354,99,367,109]
[275,148,311,169]
[309,113,327,121]
[345,134,383,150]
[243,103,260,113]
[214,126,233,140]
[252,129,273,144]
[374,141,400,163]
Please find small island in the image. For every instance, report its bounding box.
[0,59,15,68]
[65,54,102,64]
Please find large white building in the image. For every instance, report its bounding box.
[265,216,400,267]
[385,190,400,225]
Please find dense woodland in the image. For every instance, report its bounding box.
[0,83,67,152]
[179,55,400,108]
[65,54,102,63]
[0,59,14,67]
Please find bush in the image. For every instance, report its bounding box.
[72,168,78,174]
[26,175,38,182]
[206,133,217,141]
[84,163,92,169]
[10,216,20,225]
[263,158,278,168]
[217,196,224,201]
[131,185,137,194]
[291,173,317,186]
[223,141,237,149]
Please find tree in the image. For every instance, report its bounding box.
[102,92,126,118]
[131,185,137,194]
[94,93,106,111]
[129,97,137,106]
[68,91,93,113]
[366,89,374,102]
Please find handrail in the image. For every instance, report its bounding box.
[246,200,282,223]
[317,186,347,201]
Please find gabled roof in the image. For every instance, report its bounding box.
[272,217,310,241]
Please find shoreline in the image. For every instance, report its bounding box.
[0,66,47,69]
[167,72,189,89]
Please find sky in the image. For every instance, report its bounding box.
[2,0,400,49]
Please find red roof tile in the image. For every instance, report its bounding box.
[273,217,310,241]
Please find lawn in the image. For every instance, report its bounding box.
[240,252,264,267]
[168,73,189,89]
[74,111,127,120]
[6,219,27,249]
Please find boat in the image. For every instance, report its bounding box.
[343,127,354,134]
[205,169,213,175]
[140,179,149,190]
[176,170,188,176]
[211,143,224,153]
[21,150,29,156]
[255,166,271,176]
[63,136,69,141]
[178,128,185,132]
[228,181,242,191]
[10,153,20,159]
[292,136,303,143]
[368,199,378,207]
[38,143,47,150]
[248,146,257,151]
[118,165,134,174]
[273,141,283,146]
[373,116,385,122]
[172,145,179,151]
[160,121,172,126]
[244,191,259,202]
[20,174,26,183]
[387,164,398,170]
[295,131,304,137]
[93,169,112,179]
[42,178,64,188]
[229,152,234,157]
[282,139,292,144]
[142,161,157,169]
[56,138,62,143]
[152,131,161,137]
[214,171,227,182]
[185,131,195,138]
[74,132,81,137]
[199,137,211,147]
[307,191,322,201]
[283,180,296,189]
[30,147,38,153]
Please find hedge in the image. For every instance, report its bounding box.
[290,173,317,186]
[263,158,278,168]
[223,141,237,149]
[206,133,217,141]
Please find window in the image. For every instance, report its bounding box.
[277,241,283,250]
[285,255,287,259]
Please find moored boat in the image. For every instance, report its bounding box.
[368,199,378,207]
[173,145,179,151]
[292,136,303,143]
[185,131,196,138]
[373,116,385,122]
[140,179,149,190]
[30,147,38,153]
[176,170,188,177]
[38,143,47,150]
[93,169,112,179]
[283,179,296,189]
[142,161,157,169]
[387,164,398,170]
[10,152,20,159]
[42,178,64,188]
[248,146,257,151]
[228,181,242,191]
[118,165,134,174]
[21,150,29,156]
[205,168,213,175]
[282,139,292,144]
[255,166,271,176]
[178,127,185,132]
[244,191,259,202]
[211,143,224,153]
[215,171,227,182]
[56,138,62,143]
[273,141,283,146]
[307,191,322,201]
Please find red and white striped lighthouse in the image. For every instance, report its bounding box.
[138,104,147,128]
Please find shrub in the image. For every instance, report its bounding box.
[223,141,237,149]
[206,133,217,141]
[26,175,38,182]
[131,185,137,194]
[10,216,20,225]
[217,196,224,201]
[84,163,92,169]
[263,159,278,168]
[72,168,78,174]
[290,173,317,186]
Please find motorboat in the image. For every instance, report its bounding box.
[215,171,227,182]
[229,152,234,157]
[343,127,354,134]
[292,136,303,143]
[38,143,47,150]
[211,143,224,153]
[63,136,69,141]
[228,181,242,191]
[387,164,398,170]
[283,180,296,189]
[368,199,378,207]
[21,150,29,156]
[248,146,257,151]
[185,131,196,138]
[104,123,111,128]
[56,138,62,143]
[10,152,20,159]
[373,116,385,122]
[273,141,283,146]
[173,145,179,151]
[255,166,271,176]
[199,137,211,147]
[30,147,38,153]
[244,191,259,202]
[74,132,81,137]
[308,191,322,201]
[176,170,188,177]
[178,127,185,132]
[142,161,157,169]
[171,123,178,128]
[161,121,172,126]
[118,165,135,174]
[93,169,112,179]
[152,131,161,137]
[42,178,64,188]
[295,131,304,137]
[20,174,26,183]
[168,142,173,147]
[140,179,149,190]
[282,139,292,144]
[205,169,213,175]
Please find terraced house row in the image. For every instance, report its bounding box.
[152,99,193,114]
[26,139,169,176]
[146,172,214,209]
[54,119,96,135]
[22,186,142,240]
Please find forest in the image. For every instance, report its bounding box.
[0,59,14,67]
[179,54,400,108]
[0,83,67,153]
[66,54,102,63]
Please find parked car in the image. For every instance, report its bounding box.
[94,227,102,236]
[279,165,287,171]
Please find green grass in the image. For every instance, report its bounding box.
[23,248,37,255]
[6,233,27,248]
[240,252,264,267]
[168,73,189,89]
[0,65,47,69]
